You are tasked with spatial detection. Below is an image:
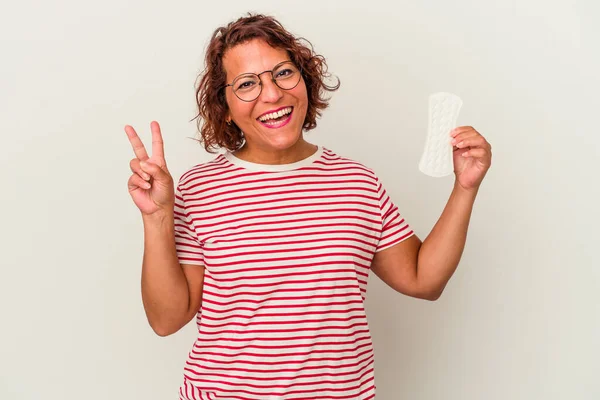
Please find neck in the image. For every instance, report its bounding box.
[233,139,317,165]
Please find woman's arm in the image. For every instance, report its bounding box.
[371,182,476,300]
[415,181,478,298]
[371,126,491,300]
[141,211,205,336]
[125,122,205,336]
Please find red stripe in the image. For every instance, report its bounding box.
[185,178,375,198]
[202,292,363,307]
[183,187,378,210]
[183,367,374,394]
[204,259,371,272]
[205,223,381,242]
[201,306,366,321]
[201,298,364,313]
[192,330,371,344]
[192,210,380,230]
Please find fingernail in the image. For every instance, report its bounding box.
[143,173,150,181]
[144,182,151,189]
[140,161,148,169]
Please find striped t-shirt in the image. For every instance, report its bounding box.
[174,146,414,400]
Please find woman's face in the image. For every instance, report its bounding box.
[222,39,309,155]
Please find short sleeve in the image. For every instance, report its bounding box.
[375,177,415,252]
[173,184,205,266]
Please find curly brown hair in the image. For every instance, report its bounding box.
[192,13,340,153]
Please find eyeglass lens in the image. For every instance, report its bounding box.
[232,62,301,101]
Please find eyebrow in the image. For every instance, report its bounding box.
[232,60,292,79]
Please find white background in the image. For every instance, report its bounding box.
[1,0,598,399]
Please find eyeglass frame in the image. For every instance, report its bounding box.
[222,60,303,102]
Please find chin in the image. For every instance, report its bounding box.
[250,122,302,147]
[266,133,303,150]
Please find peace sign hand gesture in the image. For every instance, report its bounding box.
[125,121,175,216]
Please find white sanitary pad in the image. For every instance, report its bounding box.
[419,92,463,177]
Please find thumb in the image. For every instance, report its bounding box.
[140,161,171,183]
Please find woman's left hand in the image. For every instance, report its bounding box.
[450,126,492,191]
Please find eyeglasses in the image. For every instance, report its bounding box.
[223,61,302,102]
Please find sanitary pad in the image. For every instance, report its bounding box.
[419,92,463,177]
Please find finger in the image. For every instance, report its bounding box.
[461,148,489,158]
[150,121,165,160]
[453,135,487,149]
[451,128,480,141]
[140,160,172,183]
[128,174,151,192]
[450,126,476,137]
[125,125,150,161]
[130,158,151,181]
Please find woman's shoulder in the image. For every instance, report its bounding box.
[321,147,379,180]
[176,152,229,190]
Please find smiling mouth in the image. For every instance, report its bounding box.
[257,106,293,122]
[256,106,294,128]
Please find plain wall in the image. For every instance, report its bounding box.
[1,0,598,399]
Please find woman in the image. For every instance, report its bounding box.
[124,13,491,400]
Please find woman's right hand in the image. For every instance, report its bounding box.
[125,121,175,216]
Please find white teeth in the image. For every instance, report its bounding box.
[259,107,292,122]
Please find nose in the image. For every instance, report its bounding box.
[258,75,284,103]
